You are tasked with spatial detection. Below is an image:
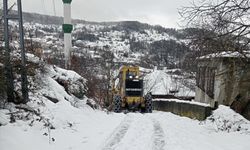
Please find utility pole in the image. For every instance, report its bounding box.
[3,0,15,102]
[62,0,73,69]
[3,0,29,103]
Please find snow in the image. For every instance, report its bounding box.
[144,69,195,97]
[1,22,250,149]
[203,105,250,133]
[26,53,41,63]
[1,106,250,150]
[153,111,250,150]
[19,21,186,65]
[199,51,250,59]
[40,74,70,103]
[0,62,249,149]
[0,109,10,126]
[154,98,210,107]
[49,66,84,82]
[0,63,116,150]
[47,65,87,100]
[0,105,124,150]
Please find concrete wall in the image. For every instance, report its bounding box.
[215,58,250,106]
[196,58,250,106]
[195,59,218,107]
[195,57,250,120]
[153,100,212,121]
[195,87,214,107]
[214,61,226,105]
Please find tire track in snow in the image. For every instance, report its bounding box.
[112,114,154,150]
[101,115,133,150]
[151,118,165,150]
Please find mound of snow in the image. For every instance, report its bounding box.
[0,62,123,149]
[204,105,250,133]
[0,63,92,127]
[48,66,87,99]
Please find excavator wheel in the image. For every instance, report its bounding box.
[145,93,153,113]
[113,95,122,113]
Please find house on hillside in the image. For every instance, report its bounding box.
[195,51,250,120]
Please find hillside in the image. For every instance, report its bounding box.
[0,49,249,150]
[1,12,192,102]
[1,11,250,150]
[20,12,190,68]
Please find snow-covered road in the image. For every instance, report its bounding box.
[99,112,250,150]
[101,113,165,150]
[1,104,250,150]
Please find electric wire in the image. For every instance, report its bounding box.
[52,0,56,16]
[41,0,47,14]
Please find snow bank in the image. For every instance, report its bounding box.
[49,66,83,81]
[153,111,250,150]
[0,96,125,150]
[204,105,250,133]
[0,62,113,150]
[48,65,87,99]
[0,60,90,127]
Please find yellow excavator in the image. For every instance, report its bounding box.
[112,66,152,113]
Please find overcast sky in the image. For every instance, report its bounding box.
[21,0,191,28]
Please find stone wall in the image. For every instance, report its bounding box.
[153,100,212,121]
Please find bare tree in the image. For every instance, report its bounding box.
[180,0,250,58]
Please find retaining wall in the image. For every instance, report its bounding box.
[153,100,212,121]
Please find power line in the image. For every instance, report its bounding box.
[41,0,47,14]
[52,0,56,16]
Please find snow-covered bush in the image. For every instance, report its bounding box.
[204,105,250,133]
